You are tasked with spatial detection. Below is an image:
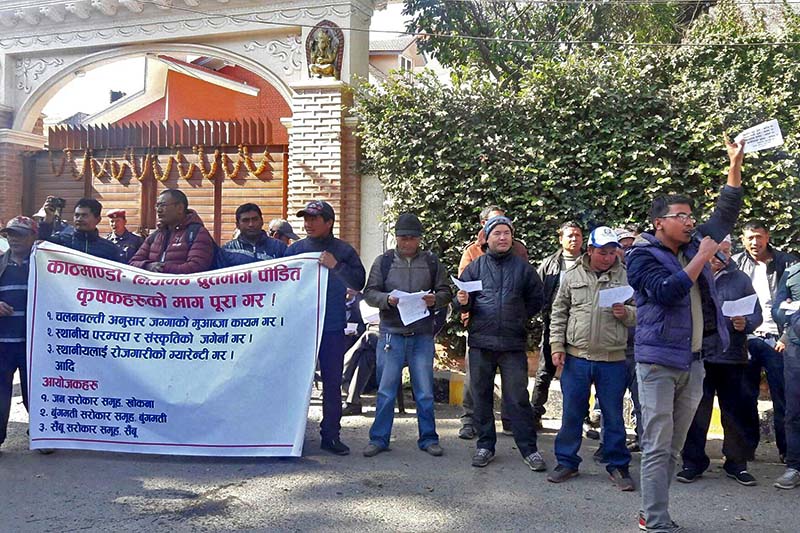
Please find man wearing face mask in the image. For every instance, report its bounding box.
[678,235,762,486]
[456,216,545,470]
[547,226,637,491]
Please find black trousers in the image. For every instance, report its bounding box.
[469,347,538,457]
[681,362,755,472]
[530,336,557,419]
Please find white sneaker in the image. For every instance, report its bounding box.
[774,468,800,490]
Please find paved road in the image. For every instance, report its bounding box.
[1,374,794,532]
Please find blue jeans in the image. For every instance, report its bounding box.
[784,343,800,470]
[1,342,28,445]
[555,355,630,471]
[369,332,438,450]
[744,337,786,455]
[318,331,347,442]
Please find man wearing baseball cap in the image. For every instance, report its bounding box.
[547,226,637,490]
[456,216,545,470]
[268,219,300,246]
[285,200,366,455]
[105,209,143,263]
[0,217,38,454]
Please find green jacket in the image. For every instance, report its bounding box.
[549,254,636,362]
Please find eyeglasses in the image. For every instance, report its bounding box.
[660,213,695,223]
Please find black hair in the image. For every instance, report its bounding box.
[75,198,102,218]
[558,221,582,237]
[160,189,189,211]
[648,194,694,223]
[742,220,769,233]
[235,203,262,224]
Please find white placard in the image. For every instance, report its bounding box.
[27,243,327,457]
[734,119,784,153]
[721,293,759,317]
[451,276,483,293]
[389,290,430,326]
[598,286,634,308]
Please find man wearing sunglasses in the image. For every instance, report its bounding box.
[627,138,746,533]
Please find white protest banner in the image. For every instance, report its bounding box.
[26,242,327,457]
[734,119,784,153]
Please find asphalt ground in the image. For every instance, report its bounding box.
[1,371,795,533]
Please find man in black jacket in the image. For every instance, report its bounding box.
[456,216,545,470]
[733,221,797,462]
[679,236,762,486]
[530,221,583,427]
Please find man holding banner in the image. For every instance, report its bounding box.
[285,200,366,456]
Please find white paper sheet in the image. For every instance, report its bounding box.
[390,290,431,326]
[451,276,483,293]
[359,299,380,325]
[735,119,784,153]
[598,286,634,308]
[721,293,759,317]
[779,300,800,316]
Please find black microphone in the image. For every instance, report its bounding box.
[691,230,728,263]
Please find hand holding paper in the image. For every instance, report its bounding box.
[390,290,431,326]
[721,294,758,317]
[735,119,783,154]
[598,286,634,308]
[451,276,483,293]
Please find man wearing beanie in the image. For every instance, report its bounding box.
[285,200,366,456]
[547,226,637,490]
[362,213,451,457]
[456,216,545,470]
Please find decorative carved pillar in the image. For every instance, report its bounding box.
[0,129,45,224]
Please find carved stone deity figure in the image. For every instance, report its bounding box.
[306,22,344,80]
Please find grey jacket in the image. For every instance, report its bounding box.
[364,249,452,334]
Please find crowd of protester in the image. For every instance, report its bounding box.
[2,137,800,532]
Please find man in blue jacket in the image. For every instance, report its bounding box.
[285,200,366,455]
[627,138,745,533]
[223,203,286,266]
[679,236,762,486]
[39,198,121,263]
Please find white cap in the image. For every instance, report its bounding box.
[588,226,620,248]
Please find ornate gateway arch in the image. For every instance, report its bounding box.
[0,0,385,248]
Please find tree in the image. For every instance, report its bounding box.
[403,0,713,88]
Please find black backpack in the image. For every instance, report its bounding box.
[379,250,449,337]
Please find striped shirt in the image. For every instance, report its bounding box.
[0,258,29,343]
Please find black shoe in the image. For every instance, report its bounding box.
[593,445,608,464]
[321,438,350,456]
[585,428,600,440]
[501,421,513,436]
[627,440,641,453]
[472,448,495,467]
[724,465,757,486]
[676,467,701,483]
[532,417,543,431]
[458,424,477,440]
[341,403,362,416]
[609,467,635,491]
[547,464,579,483]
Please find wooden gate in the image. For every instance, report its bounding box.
[23,119,288,243]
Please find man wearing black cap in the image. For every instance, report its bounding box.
[456,216,545,470]
[285,200,366,455]
[268,219,300,246]
[362,213,451,457]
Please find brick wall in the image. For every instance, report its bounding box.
[288,81,362,250]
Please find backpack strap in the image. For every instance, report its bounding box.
[379,250,395,291]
